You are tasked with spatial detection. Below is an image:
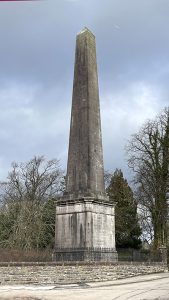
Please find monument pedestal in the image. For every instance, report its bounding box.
[54,197,117,262]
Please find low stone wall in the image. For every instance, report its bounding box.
[0,262,167,285]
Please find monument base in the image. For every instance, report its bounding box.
[54,198,117,262]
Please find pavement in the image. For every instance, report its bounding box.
[0,272,169,300]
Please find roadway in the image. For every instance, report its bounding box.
[0,272,169,300]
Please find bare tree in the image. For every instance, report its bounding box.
[138,205,154,244]
[127,107,169,249]
[104,170,113,189]
[0,156,64,250]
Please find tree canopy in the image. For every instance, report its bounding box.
[0,156,64,250]
[127,107,169,249]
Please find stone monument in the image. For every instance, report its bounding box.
[54,28,117,261]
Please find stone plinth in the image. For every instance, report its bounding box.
[54,199,117,261]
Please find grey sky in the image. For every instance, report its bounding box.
[0,0,168,180]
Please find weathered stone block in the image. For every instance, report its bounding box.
[54,200,117,261]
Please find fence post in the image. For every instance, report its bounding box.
[159,246,167,264]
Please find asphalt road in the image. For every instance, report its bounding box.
[0,272,169,300]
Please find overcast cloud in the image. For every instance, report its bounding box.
[0,0,168,180]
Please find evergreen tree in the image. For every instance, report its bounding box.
[107,169,141,249]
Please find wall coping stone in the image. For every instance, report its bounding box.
[0,261,167,267]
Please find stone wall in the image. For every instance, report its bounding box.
[0,262,167,285]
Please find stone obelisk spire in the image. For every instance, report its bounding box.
[54,28,117,262]
[66,27,105,197]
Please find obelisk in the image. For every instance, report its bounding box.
[66,27,105,196]
[54,28,117,261]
